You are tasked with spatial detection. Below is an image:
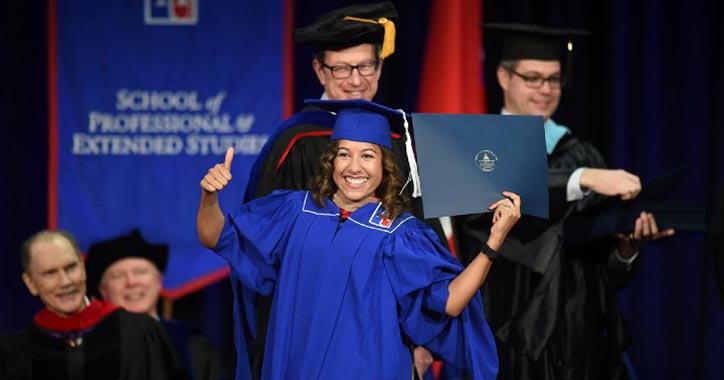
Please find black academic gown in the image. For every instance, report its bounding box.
[244,106,448,380]
[0,301,184,380]
[161,319,227,380]
[454,133,634,380]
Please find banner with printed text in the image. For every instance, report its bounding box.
[52,0,285,298]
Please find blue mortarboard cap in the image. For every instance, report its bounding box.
[331,108,391,149]
[305,99,404,149]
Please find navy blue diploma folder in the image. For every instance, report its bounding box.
[563,166,706,247]
[411,113,549,219]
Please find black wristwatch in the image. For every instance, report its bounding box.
[480,243,500,261]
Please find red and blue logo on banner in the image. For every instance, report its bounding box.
[48,0,288,299]
[145,0,198,25]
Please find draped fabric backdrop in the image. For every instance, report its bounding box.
[1,1,722,379]
[609,1,724,379]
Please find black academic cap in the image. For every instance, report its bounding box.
[85,230,168,299]
[293,2,398,59]
[484,22,589,61]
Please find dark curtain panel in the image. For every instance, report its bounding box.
[0,1,49,329]
[610,1,724,379]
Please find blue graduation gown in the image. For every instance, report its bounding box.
[214,190,497,379]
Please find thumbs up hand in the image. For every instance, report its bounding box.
[200,147,235,193]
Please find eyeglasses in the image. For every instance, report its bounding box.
[320,60,380,79]
[505,67,566,89]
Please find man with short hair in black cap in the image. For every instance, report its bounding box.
[85,230,224,380]
[245,1,400,201]
[242,3,443,378]
[86,230,167,319]
[453,24,674,380]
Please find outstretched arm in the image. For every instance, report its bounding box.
[580,168,641,200]
[445,191,521,317]
[197,148,234,248]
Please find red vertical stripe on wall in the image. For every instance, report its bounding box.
[47,0,58,229]
[283,0,295,118]
[417,0,487,254]
[417,0,486,114]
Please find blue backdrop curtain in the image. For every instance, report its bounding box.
[1,1,722,379]
[610,1,724,379]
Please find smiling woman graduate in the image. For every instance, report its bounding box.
[197,99,522,380]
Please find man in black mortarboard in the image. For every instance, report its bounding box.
[239,3,445,379]
[0,230,184,380]
[453,24,674,380]
[85,230,225,380]
[245,1,400,202]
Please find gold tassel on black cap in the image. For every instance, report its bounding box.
[342,16,396,59]
[566,39,574,87]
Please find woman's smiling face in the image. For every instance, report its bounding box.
[332,139,383,211]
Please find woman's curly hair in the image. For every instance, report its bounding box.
[310,140,410,220]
